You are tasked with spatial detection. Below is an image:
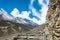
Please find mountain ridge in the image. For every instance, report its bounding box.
[0,8,39,29]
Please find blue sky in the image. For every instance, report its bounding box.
[0,0,49,25]
[0,0,30,13]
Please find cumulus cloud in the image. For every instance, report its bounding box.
[11,8,31,19]
[21,11,31,19]
[38,0,49,5]
[11,8,20,17]
[11,8,40,24]
[31,0,34,5]
[29,6,41,18]
[29,0,49,25]
[11,0,49,25]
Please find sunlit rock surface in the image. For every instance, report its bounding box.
[46,0,60,40]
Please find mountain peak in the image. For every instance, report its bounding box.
[0,8,7,14]
[0,8,14,21]
[0,8,39,29]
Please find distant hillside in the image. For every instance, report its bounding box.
[0,20,31,37]
[13,24,47,40]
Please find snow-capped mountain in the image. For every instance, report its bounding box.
[0,8,17,23]
[0,8,39,29]
[16,17,39,28]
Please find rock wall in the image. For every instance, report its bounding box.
[46,0,60,40]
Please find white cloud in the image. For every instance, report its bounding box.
[11,8,40,24]
[31,17,45,25]
[38,0,43,5]
[29,6,41,18]
[31,0,34,5]
[28,0,49,25]
[38,0,49,5]
[11,0,49,25]
[21,11,31,19]
[10,8,21,17]
[11,8,31,19]
[44,0,49,5]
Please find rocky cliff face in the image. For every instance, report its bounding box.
[46,0,60,40]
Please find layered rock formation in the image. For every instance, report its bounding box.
[46,0,60,40]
